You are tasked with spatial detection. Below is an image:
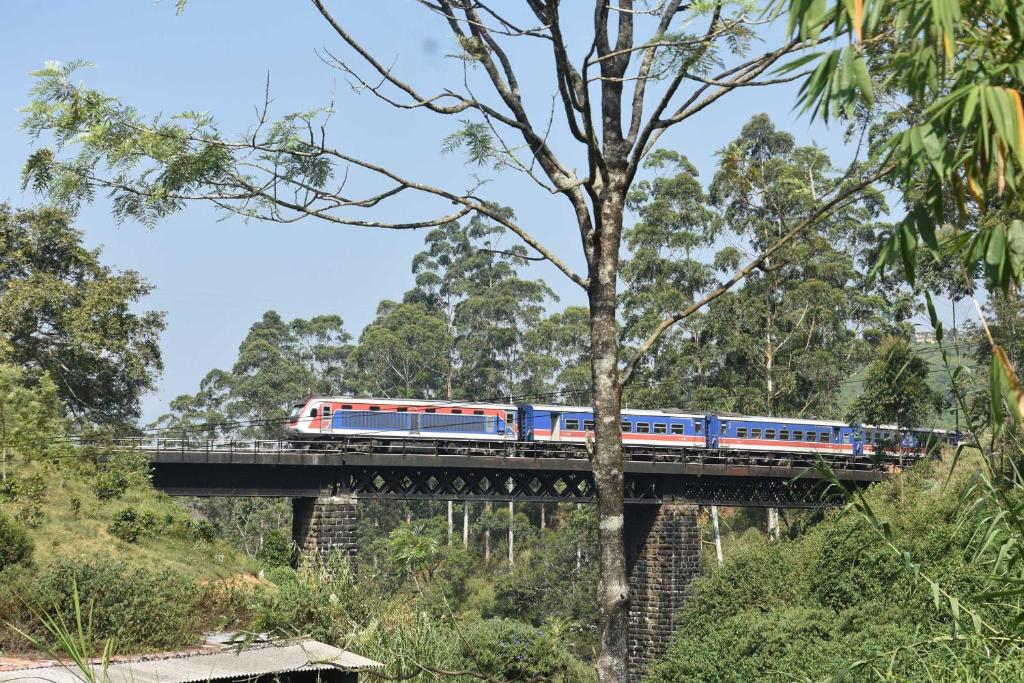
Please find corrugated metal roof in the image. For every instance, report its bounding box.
[0,640,381,683]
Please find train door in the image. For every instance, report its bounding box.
[851,425,864,458]
[320,403,333,433]
[550,411,562,441]
[706,415,721,449]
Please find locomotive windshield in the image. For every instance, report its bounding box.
[288,403,304,419]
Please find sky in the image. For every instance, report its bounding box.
[0,1,900,422]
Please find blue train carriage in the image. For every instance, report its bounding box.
[709,414,861,457]
[861,424,960,459]
[285,396,518,442]
[520,404,707,449]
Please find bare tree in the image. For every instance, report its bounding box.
[22,2,890,678]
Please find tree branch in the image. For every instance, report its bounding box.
[619,164,895,387]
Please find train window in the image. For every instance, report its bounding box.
[452,409,463,414]
[322,406,333,418]
[695,421,703,433]
[765,429,776,440]
[565,419,580,430]
[779,429,789,440]
[670,424,684,435]
[341,404,352,410]
[653,423,667,434]
[721,422,728,434]
[751,428,762,439]
[309,407,318,417]
[819,432,829,443]
[636,422,651,434]
[737,427,748,438]
[792,430,803,441]
[473,410,485,415]
[397,407,408,412]
[369,406,381,411]
[621,421,632,433]
[584,420,594,431]
[426,408,436,413]
[506,411,516,424]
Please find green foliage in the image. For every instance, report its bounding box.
[847,336,944,428]
[250,552,368,643]
[649,459,1021,682]
[11,558,203,652]
[0,205,164,425]
[255,528,295,568]
[623,115,892,416]
[0,511,34,570]
[108,505,213,545]
[350,300,451,399]
[459,618,593,683]
[154,311,352,440]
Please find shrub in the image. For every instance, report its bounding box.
[256,529,294,568]
[28,558,202,651]
[109,507,146,542]
[459,618,592,683]
[0,512,33,570]
[93,468,129,500]
[191,519,216,543]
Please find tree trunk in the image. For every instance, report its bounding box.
[508,501,514,568]
[447,501,454,545]
[767,507,780,541]
[463,501,469,549]
[589,188,629,683]
[711,506,724,566]
[484,501,492,562]
[540,503,545,530]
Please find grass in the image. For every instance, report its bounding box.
[0,458,255,582]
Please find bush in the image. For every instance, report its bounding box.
[93,468,130,500]
[109,507,150,542]
[191,519,216,543]
[251,552,371,644]
[256,529,295,568]
[27,558,202,651]
[459,618,592,683]
[0,512,33,570]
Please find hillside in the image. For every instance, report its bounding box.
[0,449,256,656]
[837,340,970,430]
[649,453,1024,682]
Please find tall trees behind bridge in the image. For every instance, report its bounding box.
[156,114,919,439]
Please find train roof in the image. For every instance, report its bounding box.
[302,396,516,410]
[525,404,705,418]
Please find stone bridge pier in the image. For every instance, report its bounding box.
[292,495,359,563]
[292,496,701,680]
[624,502,701,681]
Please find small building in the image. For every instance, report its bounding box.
[914,330,936,344]
[0,639,380,683]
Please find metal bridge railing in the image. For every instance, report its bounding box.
[78,436,922,473]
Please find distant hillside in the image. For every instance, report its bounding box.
[837,341,971,430]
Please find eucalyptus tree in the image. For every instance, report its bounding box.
[22,0,1006,676]
[622,116,889,418]
[154,310,353,438]
[408,213,554,402]
[350,300,451,399]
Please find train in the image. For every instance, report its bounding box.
[284,395,961,461]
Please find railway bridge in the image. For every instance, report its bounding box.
[123,437,897,680]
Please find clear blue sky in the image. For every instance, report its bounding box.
[1,1,873,422]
